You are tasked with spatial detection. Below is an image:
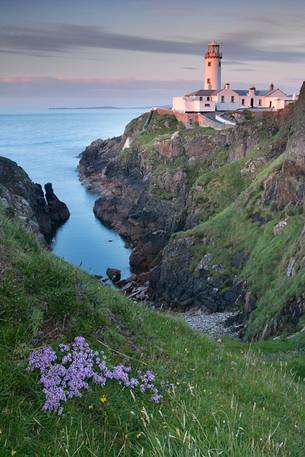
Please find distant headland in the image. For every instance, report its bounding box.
[48,105,171,110]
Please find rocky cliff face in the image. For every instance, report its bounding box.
[79,86,305,340]
[0,156,70,243]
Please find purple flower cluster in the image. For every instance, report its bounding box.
[27,336,163,414]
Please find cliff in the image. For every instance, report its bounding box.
[79,85,305,340]
[0,156,70,242]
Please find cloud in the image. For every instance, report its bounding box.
[0,48,51,58]
[244,16,280,25]
[1,24,305,64]
[0,24,205,55]
[232,68,256,72]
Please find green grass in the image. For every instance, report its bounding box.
[179,126,216,139]
[1,211,305,456]
[173,149,305,339]
[121,112,303,341]
[190,157,251,222]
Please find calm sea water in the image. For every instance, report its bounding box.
[0,109,144,278]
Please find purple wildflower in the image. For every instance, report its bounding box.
[27,336,167,415]
[151,394,162,404]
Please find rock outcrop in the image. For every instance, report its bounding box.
[79,110,285,270]
[286,81,305,165]
[0,156,70,242]
[44,182,70,231]
[79,84,305,340]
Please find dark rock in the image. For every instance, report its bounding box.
[286,81,305,165]
[44,183,70,230]
[150,236,242,312]
[0,156,70,242]
[258,295,305,340]
[262,160,305,210]
[232,251,248,269]
[106,268,121,283]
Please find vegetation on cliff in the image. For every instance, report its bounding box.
[79,83,305,340]
[1,208,305,456]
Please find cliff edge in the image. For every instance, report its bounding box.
[79,85,305,340]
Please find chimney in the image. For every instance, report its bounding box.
[224,83,230,90]
[270,82,274,91]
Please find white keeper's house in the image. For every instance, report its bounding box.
[173,41,296,114]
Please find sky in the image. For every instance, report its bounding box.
[0,0,305,111]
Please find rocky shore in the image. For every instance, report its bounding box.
[182,309,240,338]
[79,83,305,340]
[0,156,70,243]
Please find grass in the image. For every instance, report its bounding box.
[119,110,304,341]
[120,112,303,340]
[1,211,305,456]
[190,157,251,222]
[172,149,305,338]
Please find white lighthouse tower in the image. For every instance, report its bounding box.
[204,41,222,90]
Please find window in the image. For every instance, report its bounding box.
[231,96,235,103]
[205,103,210,107]
[199,96,203,101]
[208,62,211,67]
[219,62,221,67]
[259,99,262,106]
[207,96,210,101]
[221,96,225,103]
[207,78,211,84]
[242,99,245,106]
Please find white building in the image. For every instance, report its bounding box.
[173,41,296,114]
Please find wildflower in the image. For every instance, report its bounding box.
[59,344,70,353]
[27,336,170,414]
[151,394,162,404]
[100,395,107,404]
[136,433,142,439]
[11,450,16,456]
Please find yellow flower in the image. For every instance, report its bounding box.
[136,433,142,439]
[100,395,107,404]
[11,450,17,456]
[88,404,93,410]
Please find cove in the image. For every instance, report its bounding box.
[0,109,144,278]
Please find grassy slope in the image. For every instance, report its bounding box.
[1,211,305,457]
[180,147,305,338]
[137,113,302,338]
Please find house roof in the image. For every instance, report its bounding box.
[185,89,219,97]
[185,87,289,98]
[234,89,269,96]
[266,88,288,97]
[233,90,248,96]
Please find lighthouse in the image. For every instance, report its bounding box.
[172,39,296,115]
[204,41,222,90]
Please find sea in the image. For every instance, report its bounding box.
[0,109,144,279]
